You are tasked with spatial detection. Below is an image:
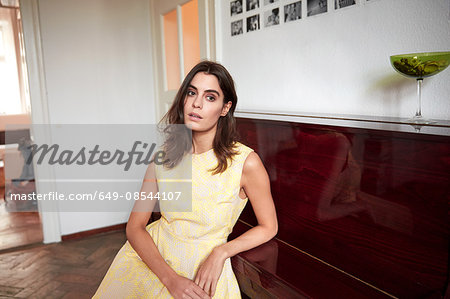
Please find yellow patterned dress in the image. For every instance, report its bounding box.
[93,142,253,298]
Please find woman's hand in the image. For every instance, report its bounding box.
[166,274,211,299]
[194,247,227,297]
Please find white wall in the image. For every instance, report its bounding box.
[38,0,155,125]
[23,0,156,236]
[218,0,450,120]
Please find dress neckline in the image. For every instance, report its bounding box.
[192,148,214,156]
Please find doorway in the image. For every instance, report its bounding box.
[0,0,42,251]
[150,0,216,120]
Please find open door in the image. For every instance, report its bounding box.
[150,0,215,121]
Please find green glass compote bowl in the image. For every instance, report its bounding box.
[390,51,450,124]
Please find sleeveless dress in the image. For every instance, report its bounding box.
[92,142,253,298]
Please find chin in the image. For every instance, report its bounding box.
[184,121,200,131]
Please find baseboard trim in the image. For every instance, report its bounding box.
[61,223,126,241]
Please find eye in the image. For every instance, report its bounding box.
[206,95,216,102]
[187,90,196,96]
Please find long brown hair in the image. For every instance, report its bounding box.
[160,60,239,174]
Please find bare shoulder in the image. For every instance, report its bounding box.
[241,151,269,185]
[243,151,263,172]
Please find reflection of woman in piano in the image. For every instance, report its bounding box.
[272,129,412,233]
[305,131,413,233]
[294,131,368,221]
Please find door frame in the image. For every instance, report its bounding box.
[149,0,216,121]
[20,0,61,244]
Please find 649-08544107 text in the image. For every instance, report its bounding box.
[8,191,182,201]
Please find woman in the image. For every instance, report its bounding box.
[93,61,277,299]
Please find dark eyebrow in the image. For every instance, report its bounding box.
[188,84,221,97]
[205,89,220,96]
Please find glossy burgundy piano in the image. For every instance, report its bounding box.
[230,112,450,299]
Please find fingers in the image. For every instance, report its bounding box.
[194,277,213,298]
[194,275,204,290]
[193,275,212,299]
[210,280,218,297]
[202,280,211,297]
[190,283,211,299]
[181,292,195,299]
[182,287,200,299]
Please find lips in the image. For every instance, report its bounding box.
[188,112,203,119]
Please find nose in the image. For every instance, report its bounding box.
[192,93,202,109]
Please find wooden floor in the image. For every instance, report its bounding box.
[0,230,251,298]
[0,177,43,252]
[0,230,127,298]
[0,188,43,251]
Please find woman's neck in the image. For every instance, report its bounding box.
[192,129,216,154]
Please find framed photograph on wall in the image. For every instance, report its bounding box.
[264,0,279,5]
[307,0,327,16]
[335,0,356,9]
[284,1,302,22]
[231,20,244,36]
[246,0,260,11]
[231,0,243,16]
[264,8,280,27]
[247,14,260,32]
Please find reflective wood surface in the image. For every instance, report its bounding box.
[232,117,449,298]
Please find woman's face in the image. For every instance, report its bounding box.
[183,72,231,133]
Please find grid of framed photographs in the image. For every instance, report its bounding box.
[230,0,376,37]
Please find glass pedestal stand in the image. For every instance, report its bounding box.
[407,78,436,125]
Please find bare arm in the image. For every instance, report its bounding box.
[194,152,278,296]
[125,162,174,285]
[126,162,210,299]
[218,151,278,257]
